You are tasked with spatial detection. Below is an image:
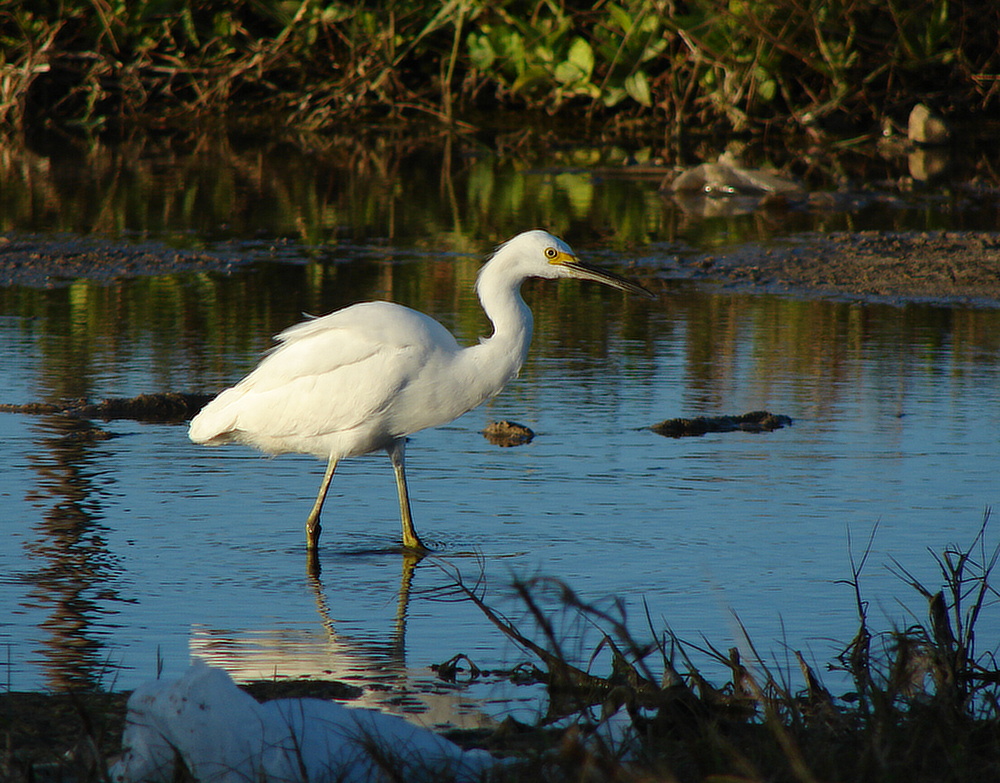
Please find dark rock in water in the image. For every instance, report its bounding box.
[60,425,116,443]
[0,392,214,422]
[483,420,535,447]
[651,410,792,438]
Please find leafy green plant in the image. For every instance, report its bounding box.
[0,0,996,136]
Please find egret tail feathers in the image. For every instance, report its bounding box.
[188,387,244,444]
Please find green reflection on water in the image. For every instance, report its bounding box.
[3,258,999,411]
[4,257,1000,694]
[4,132,994,256]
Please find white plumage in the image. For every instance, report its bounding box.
[190,302,482,459]
[189,230,651,553]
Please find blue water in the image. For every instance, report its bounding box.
[2,272,997,726]
[1,132,998,722]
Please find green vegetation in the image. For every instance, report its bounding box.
[1,0,996,136]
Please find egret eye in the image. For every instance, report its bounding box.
[544,247,559,260]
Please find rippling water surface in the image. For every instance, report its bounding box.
[1,133,998,725]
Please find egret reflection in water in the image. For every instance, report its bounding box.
[188,553,498,730]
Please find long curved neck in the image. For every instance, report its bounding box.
[479,258,533,354]
[462,257,534,396]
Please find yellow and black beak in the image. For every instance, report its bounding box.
[555,253,654,299]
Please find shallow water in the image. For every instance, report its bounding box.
[1,133,999,726]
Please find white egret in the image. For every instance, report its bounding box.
[188,229,651,553]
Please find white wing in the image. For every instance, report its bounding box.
[189,302,462,455]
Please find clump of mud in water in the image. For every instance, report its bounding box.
[483,420,535,447]
[651,410,792,438]
[0,392,213,422]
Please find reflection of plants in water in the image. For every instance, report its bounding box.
[2,132,997,257]
[20,415,126,691]
[673,293,1000,415]
[0,133,678,246]
[3,267,1000,421]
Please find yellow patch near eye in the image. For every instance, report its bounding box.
[546,248,572,265]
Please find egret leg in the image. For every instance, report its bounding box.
[387,438,428,552]
[306,455,338,550]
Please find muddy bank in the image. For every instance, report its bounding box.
[0,235,243,287]
[3,230,1000,307]
[676,230,1000,306]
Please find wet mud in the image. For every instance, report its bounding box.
[0,235,241,287]
[0,393,212,423]
[677,230,1000,306]
[3,230,1000,305]
[650,411,793,438]
[482,420,535,447]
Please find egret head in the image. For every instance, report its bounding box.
[493,229,653,298]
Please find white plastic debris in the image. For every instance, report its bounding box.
[110,661,505,783]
